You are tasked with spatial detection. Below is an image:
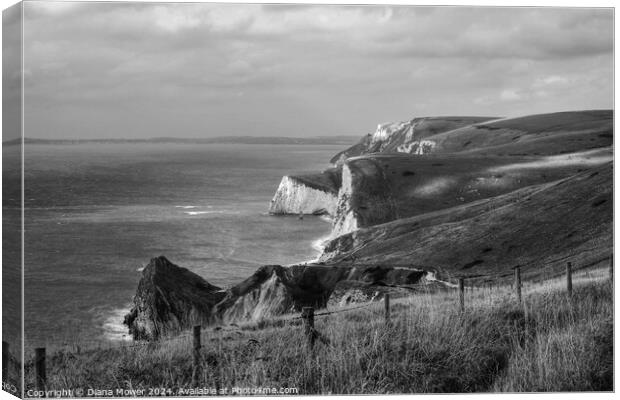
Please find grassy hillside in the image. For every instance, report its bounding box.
[24,268,612,394]
[339,149,610,230]
[326,111,612,235]
[428,110,612,156]
[329,111,612,164]
[288,167,342,194]
[324,162,612,282]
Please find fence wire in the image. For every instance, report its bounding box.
[20,251,612,357]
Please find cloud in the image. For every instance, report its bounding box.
[533,75,570,88]
[3,2,23,141]
[20,2,614,139]
[500,89,522,101]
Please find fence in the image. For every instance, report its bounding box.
[10,253,613,392]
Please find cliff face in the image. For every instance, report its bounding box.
[331,159,399,238]
[123,256,226,340]
[331,164,357,238]
[269,176,338,216]
[268,168,341,216]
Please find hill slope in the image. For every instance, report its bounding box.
[322,162,613,282]
[429,110,613,156]
[330,148,611,237]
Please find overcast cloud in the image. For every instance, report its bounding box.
[17,2,614,139]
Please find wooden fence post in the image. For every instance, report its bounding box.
[609,253,613,282]
[35,347,46,393]
[566,262,573,297]
[301,307,315,349]
[384,293,390,325]
[192,325,201,386]
[514,267,522,304]
[458,278,465,312]
[2,341,8,380]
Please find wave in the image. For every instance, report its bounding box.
[286,235,332,266]
[185,211,224,216]
[319,215,333,223]
[175,205,215,209]
[291,214,334,266]
[101,306,133,342]
[312,235,330,253]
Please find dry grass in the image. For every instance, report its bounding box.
[24,270,613,395]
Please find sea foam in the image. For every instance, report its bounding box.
[185,211,224,216]
[101,306,133,342]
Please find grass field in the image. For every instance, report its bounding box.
[20,266,613,395]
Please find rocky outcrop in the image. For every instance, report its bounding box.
[123,256,226,340]
[125,261,442,339]
[213,264,444,322]
[269,177,337,216]
[326,266,435,307]
[213,264,350,322]
[269,169,341,216]
[213,265,297,322]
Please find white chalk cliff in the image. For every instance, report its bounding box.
[330,164,358,239]
[269,176,338,216]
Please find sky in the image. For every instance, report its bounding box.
[7,1,615,139]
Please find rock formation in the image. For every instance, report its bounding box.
[125,261,442,339]
[123,256,226,340]
[268,169,341,216]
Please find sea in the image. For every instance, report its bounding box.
[2,143,343,348]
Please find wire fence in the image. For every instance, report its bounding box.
[5,251,613,392]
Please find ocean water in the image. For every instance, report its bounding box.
[5,143,342,347]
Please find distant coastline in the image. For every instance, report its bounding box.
[2,136,360,146]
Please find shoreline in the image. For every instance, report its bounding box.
[101,212,334,342]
